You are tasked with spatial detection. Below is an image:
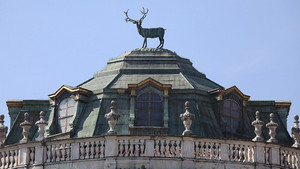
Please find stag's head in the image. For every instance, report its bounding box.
[124,8,149,26]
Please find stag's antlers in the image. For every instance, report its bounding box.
[124,8,149,23]
[139,8,149,22]
[124,10,135,23]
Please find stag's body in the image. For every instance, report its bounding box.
[125,8,165,48]
[137,25,165,48]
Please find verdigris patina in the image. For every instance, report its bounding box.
[124,8,166,49]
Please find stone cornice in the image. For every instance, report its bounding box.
[6,100,23,108]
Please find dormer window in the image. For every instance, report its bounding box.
[135,91,163,126]
[46,85,91,137]
[128,78,171,135]
[223,99,240,133]
[57,97,75,133]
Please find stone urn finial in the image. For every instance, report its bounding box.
[266,113,278,143]
[0,114,8,146]
[180,101,195,136]
[35,111,48,141]
[291,115,300,148]
[251,111,264,142]
[20,112,32,143]
[105,100,120,135]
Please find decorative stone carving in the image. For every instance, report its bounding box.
[105,100,120,135]
[0,114,8,146]
[251,111,264,142]
[20,112,32,143]
[35,111,48,141]
[266,113,278,143]
[291,115,300,148]
[180,101,195,136]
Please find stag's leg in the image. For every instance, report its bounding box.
[157,38,161,48]
[142,38,147,48]
[157,37,164,48]
[161,38,164,48]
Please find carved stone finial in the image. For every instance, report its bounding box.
[20,112,32,143]
[185,101,190,111]
[180,101,195,136]
[0,114,4,123]
[105,100,120,135]
[294,115,299,127]
[0,114,8,146]
[251,111,264,142]
[35,111,48,141]
[266,113,278,143]
[291,115,300,148]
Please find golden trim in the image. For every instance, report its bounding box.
[49,85,91,100]
[225,86,250,100]
[76,94,80,100]
[164,89,169,96]
[275,102,291,108]
[117,89,126,94]
[131,89,136,96]
[6,101,23,108]
[214,86,250,101]
[218,94,223,101]
[275,101,291,113]
[128,78,172,91]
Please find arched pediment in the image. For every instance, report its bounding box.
[48,85,91,100]
[210,86,250,106]
[128,78,171,96]
[222,86,250,100]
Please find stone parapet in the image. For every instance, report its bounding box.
[0,135,299,169]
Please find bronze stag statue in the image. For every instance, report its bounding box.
[124,8,165,49]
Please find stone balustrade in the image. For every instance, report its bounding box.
[0,136,298,169]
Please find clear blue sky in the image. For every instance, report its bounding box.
[0,1,299,133]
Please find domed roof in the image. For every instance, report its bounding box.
[79,48,223,92]
[4,48,292,146]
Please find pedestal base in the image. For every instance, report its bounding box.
[252,136,264,142]
[182,130,193,136]
[107,130,117,135]
[267,138,278,143]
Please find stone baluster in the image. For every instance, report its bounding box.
[0,114,8,146]
[291,115,300,148]
[20,112,32,143]
[92,141,97,159]
[251,111,264,142]
[266,113,278,143]
[179,101,195,135]
[140,140,145,156]
[105,100,120,135]
[61,144,66,160]
[100,140,104,158]
[199,142,204,159]
[66,143,71,160]
[35,111,48,141]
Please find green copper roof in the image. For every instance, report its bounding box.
[79,48,223,92]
